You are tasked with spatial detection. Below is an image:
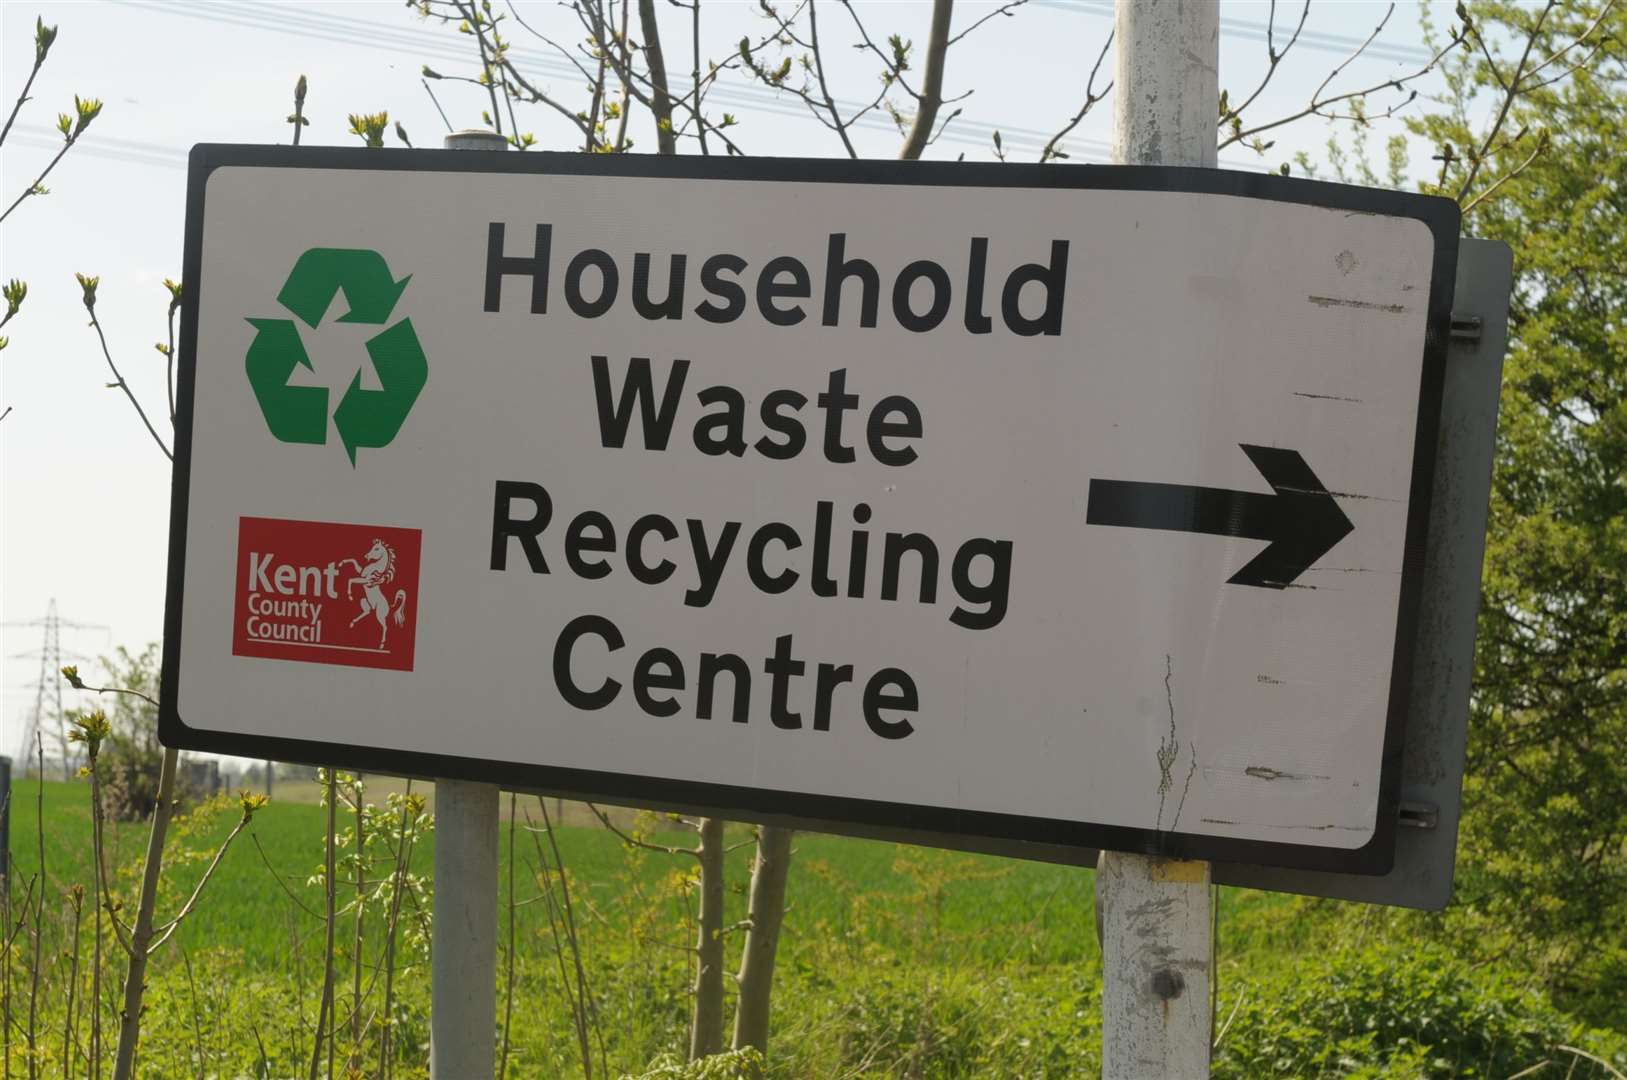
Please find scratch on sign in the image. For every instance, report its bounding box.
[1201,818,1366,832]
[1154,655,1198,834]
[1307,295,1410,314]
[1243,765,1332,782]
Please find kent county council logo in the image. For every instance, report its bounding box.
[232,517,423,672]
[245,248,428,465]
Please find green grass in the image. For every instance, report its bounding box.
[8,778,1292,970]
[5,778,1622,1078]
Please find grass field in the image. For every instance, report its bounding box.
[4,777,1623,1078]
[5,778,1302,971]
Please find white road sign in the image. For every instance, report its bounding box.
[163,147,1458,873]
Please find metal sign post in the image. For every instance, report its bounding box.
[429,127,505,1080]
[1098,2,1217,1076]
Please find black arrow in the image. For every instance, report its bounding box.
[1086,445,1355,589]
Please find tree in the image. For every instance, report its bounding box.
[586,805,739,1059]
[1404,0,1626,1015]
[730,824,793,1055]
[93,642,187,821]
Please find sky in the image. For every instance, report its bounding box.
[0,0,1451,761]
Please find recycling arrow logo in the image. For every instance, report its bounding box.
[245,248,427,466]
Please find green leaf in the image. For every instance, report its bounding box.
[72,95,103,137]
[73,272,99,310]
[3,279,27,317]
[346,110,389,148]
[34,17,58,64]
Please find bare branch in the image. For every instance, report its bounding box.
[1219,4,1467,152]
[501,0,602,87]
[0,19,56,151]
[923,104,963,149]
[164,303,177,425]
[1555,1045,1627,1080]
[288,74,308,147]
[62,669,159,709]
[1313,4,1397,106]
[1220,0,1310,132]
[690,0,708,154]
[422,77,454,132]
[1526,31,1615,92]
[898,0,954,160]
[1041,29,1113,163]
[1525,0,1617,82]
[150,809,258,948]
[1470,23,1511,93]
[583,8,611,154]
[638,0,679,154]
[81,291,173,461]
[1462,130,1548,216]
[838,0,921,99]
[567,0,751,154]
[586,802,698,857]
[1456,0,1560,201]
[808,0,859,158]
[249,832,322,920]
[946,0,1026,48]
[0,136,71,225]
[453,0,507,135]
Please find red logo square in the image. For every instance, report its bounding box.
[232,516,422,671]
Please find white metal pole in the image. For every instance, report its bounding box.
[1099,3,1218,1079]
[431,126,507,1080]
[432,777,500,1078]
[1111,0,1219,169]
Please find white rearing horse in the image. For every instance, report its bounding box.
[345,539,408,648]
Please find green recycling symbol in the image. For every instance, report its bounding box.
[245,248,427,466]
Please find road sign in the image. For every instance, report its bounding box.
[777,238,1506,910]
[163,146,1458,875]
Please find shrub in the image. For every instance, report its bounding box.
[622,1048,764,1079]
[1213,943,1627,1078]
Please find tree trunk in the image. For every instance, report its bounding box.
[637,0,678,155]
[688,817,725,1060]
[731,826,793,1055]
[897,0,955,160]
[111,746,179,1080]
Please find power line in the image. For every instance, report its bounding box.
[1036,0,1436,65]
[9,127,188,171]
[4,601,108,778]
[115,0,1428,165]
[76,3,1283,174]
[118,0,1136,162]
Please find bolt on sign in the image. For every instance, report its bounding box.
[164,146,1459,875]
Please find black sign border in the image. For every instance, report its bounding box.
[162,144,1460,876]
